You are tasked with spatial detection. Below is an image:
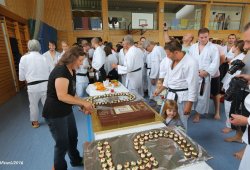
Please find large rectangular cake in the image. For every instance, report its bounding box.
[96,101,155,126]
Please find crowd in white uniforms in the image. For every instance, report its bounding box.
[18,22,250,170]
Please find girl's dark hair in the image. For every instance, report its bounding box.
[104,46,112,56]
[234,40,245,53]
[57,46,85,66]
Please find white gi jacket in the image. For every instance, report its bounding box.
[163,54,199,103]
[104,54,118,75]
[19,52,50,93]
[159,57,171,79]
[92,46,106,70]
[43,50,61,71]
[147,46,165,79]
[117,46,144,92]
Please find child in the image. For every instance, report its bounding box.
[162,100,184,128]
[154,80,167,112]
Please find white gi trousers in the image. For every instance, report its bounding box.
[76,82,89,98]
[28,91,47,121]
[224,100,232,128]
[194,76,211,114]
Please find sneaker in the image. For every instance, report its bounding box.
[31,121,39,128]
[70,157,83,167]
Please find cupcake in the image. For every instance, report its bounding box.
[191,151,198,157]
[140,134,145,137]
[149,135,154,139]
[174,134,179,138]
[169,134,173,139]
[131,161,136,166]
[160,130,164,134]
[173,137,178,142]
[139,141,144,145]
[138,149,143,154]
[189,147,195,152]
[132,166,139,170]
[141,153,146,158]
[150,156,155,162]
[106,152,111,158]
[145,162,152,169]
[145,133,149,136]
[137,159,142,165]
[141,146,146,150]
[134,145,139,151]
[184,152,191,158]
[99,153,105,158]
[164,133,169,138]
[149,131,154,135]
[139,165,145,169]
[152,160,159,168]
[106,145,111,149]
[143,149,149,154]
[97,146,103,151]
[134,142,139,146]
[143,158,149,164]
[154,134,159,138]
[158,133,163,137]
[107,161,113,167]
[104,141,109,146]
[102,163,108,168]
[134,138,138,142]
[124,161,130,168]
[177,141,182,145]
[146,152,152,158]
[144,136,149,141]
[117,164,123,170]
[100,158,106,163]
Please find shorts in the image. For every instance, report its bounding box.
[211,76,220,96]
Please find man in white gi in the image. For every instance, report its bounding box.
[43,40,61,71]
[91,37,106,82]
[223,34,237,62]
[118,47,128,86]
[112,35,144,96]
[189,28,220,123]
[142,40,165,100]
[19,39,50,128]
[154,40,199,129]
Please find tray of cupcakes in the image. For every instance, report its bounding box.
[84,126,212,170]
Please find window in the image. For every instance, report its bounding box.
[71,0,102,30]
[209,6,243,30]
[164,4,204,30]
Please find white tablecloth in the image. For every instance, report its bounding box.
[86,82,129,96]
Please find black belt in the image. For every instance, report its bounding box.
[146,68,151,69]
[168,88,188,101]
[131,67,141,73]
[27,80,48,86]
[76,73,87,76]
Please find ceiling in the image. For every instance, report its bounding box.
[71,0,185,13]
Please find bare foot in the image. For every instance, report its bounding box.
[234,147,246,160]
[193,114,200,123]
[221,127,233,133]
[224,135,242,143]
[214,114,221,120]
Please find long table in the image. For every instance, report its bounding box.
[84,82,213,170]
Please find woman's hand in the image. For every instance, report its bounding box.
[81,101,94,114]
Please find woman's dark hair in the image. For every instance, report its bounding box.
[104,46,112,56]
[57,46,85,66]
[234,40,245,53]
[164,40,182,52]
[49,40,57,49]
[116,44,123,53]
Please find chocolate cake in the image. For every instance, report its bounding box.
[97,101,155,126]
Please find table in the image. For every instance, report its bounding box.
[86,82,129,96]
[84,84,213,170]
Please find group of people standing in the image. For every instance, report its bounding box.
[18,22,250,169]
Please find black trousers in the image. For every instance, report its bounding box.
[45,113,82,170]
[229,90,250,132]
